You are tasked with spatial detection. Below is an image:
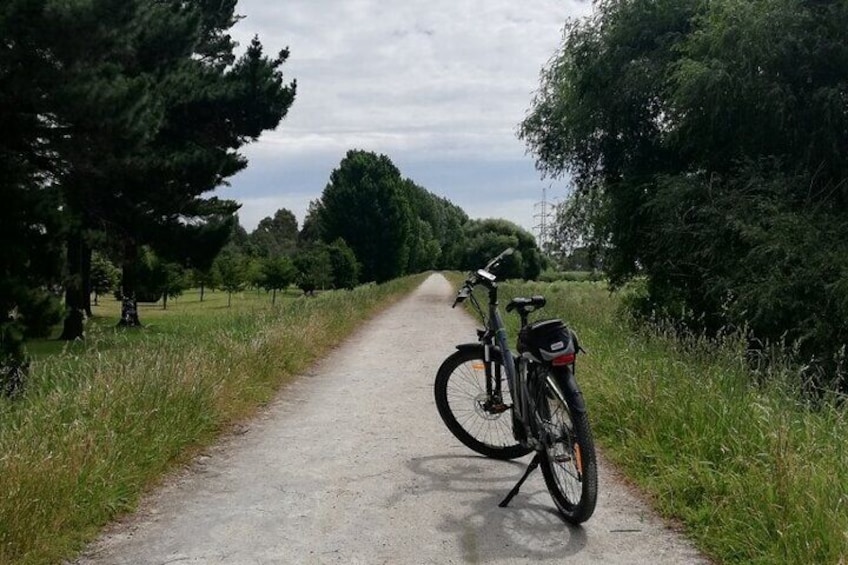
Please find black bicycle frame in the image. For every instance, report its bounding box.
[481,281,537,444]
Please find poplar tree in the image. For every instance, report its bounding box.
[318,150,414,283]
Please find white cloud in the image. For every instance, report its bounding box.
[236,195,314,233]
[226,1,593,233]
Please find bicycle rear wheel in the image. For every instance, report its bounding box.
[434,349,532,460]
[534,366,597,524]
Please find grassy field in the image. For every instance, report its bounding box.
[7,276,846,564]
[25,286,297,358]
[494,280,848,564]
[0,277,425,564]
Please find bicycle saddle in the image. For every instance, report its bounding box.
[505,295,546,313]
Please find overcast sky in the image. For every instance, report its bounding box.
[224,0,593,236]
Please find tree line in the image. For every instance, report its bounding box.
[521,0,848,386]
[128,149,546,309]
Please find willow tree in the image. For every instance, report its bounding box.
[521,0,848,379]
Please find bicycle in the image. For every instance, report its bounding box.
[434,248,598,524]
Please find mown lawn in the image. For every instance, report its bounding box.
[26,286,301,359]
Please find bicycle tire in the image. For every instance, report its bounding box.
[534,366,598,524]
[434,348,532,460]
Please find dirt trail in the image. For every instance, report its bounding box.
[76,274,707,564]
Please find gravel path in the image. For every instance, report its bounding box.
[76,274,708,565]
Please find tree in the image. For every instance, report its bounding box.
[163,214,240,303]
[213,250,247,308]
[122,247,188,310]
[227,219,255,257]
[259,256,297,305]
[293,249,332,296]
[0,0,66,389]
[191,268,216,302]
[90,252,120,306]
[463,219,544,280]
[251,208,298,258]
[36,2,297,338]
[326,239,360,290]
[402,180,442,272]
[434,197,469,270]
[298,200,324,246]
[318,150,413,283]
[521,0,848,381]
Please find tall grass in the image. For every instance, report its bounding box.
[0,276,424,564]
[496,280,848,564]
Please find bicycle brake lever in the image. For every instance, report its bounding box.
[453,285,471,309]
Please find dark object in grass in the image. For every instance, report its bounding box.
[118,296,142,327]
[1,355,28,398]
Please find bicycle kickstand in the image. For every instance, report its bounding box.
[498,452,542,508]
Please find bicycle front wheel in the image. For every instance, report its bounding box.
[534,366,598,524]
[434,349,532,460]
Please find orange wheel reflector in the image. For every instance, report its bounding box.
[471,362,485,370]
[574,443,584,475]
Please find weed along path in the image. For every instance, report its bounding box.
[76,274,707,565]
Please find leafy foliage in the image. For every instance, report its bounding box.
[463,219,545,280]
[522,0,848,383]
[90,252,120,305]
[0,0,297,338]
[0,0,66,371]
[326,239,361,290]
[309,150,473,283]
[318,150,414,283]
[259,256,297,304]
[293,248,333,295]
[251,208,299,258]
[213,250,247,307]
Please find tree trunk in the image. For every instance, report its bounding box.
[118,241,142,327]
[82,245,92,317]
[162,293,168,310]
[272,288,277,305]
[60,230,86,340]
[200,283,205,302]
[227,291,232,307]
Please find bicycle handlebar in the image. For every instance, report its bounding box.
[484,247,514,271]
[452,247,514,308]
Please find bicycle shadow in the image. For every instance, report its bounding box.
[406,453,589,562]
